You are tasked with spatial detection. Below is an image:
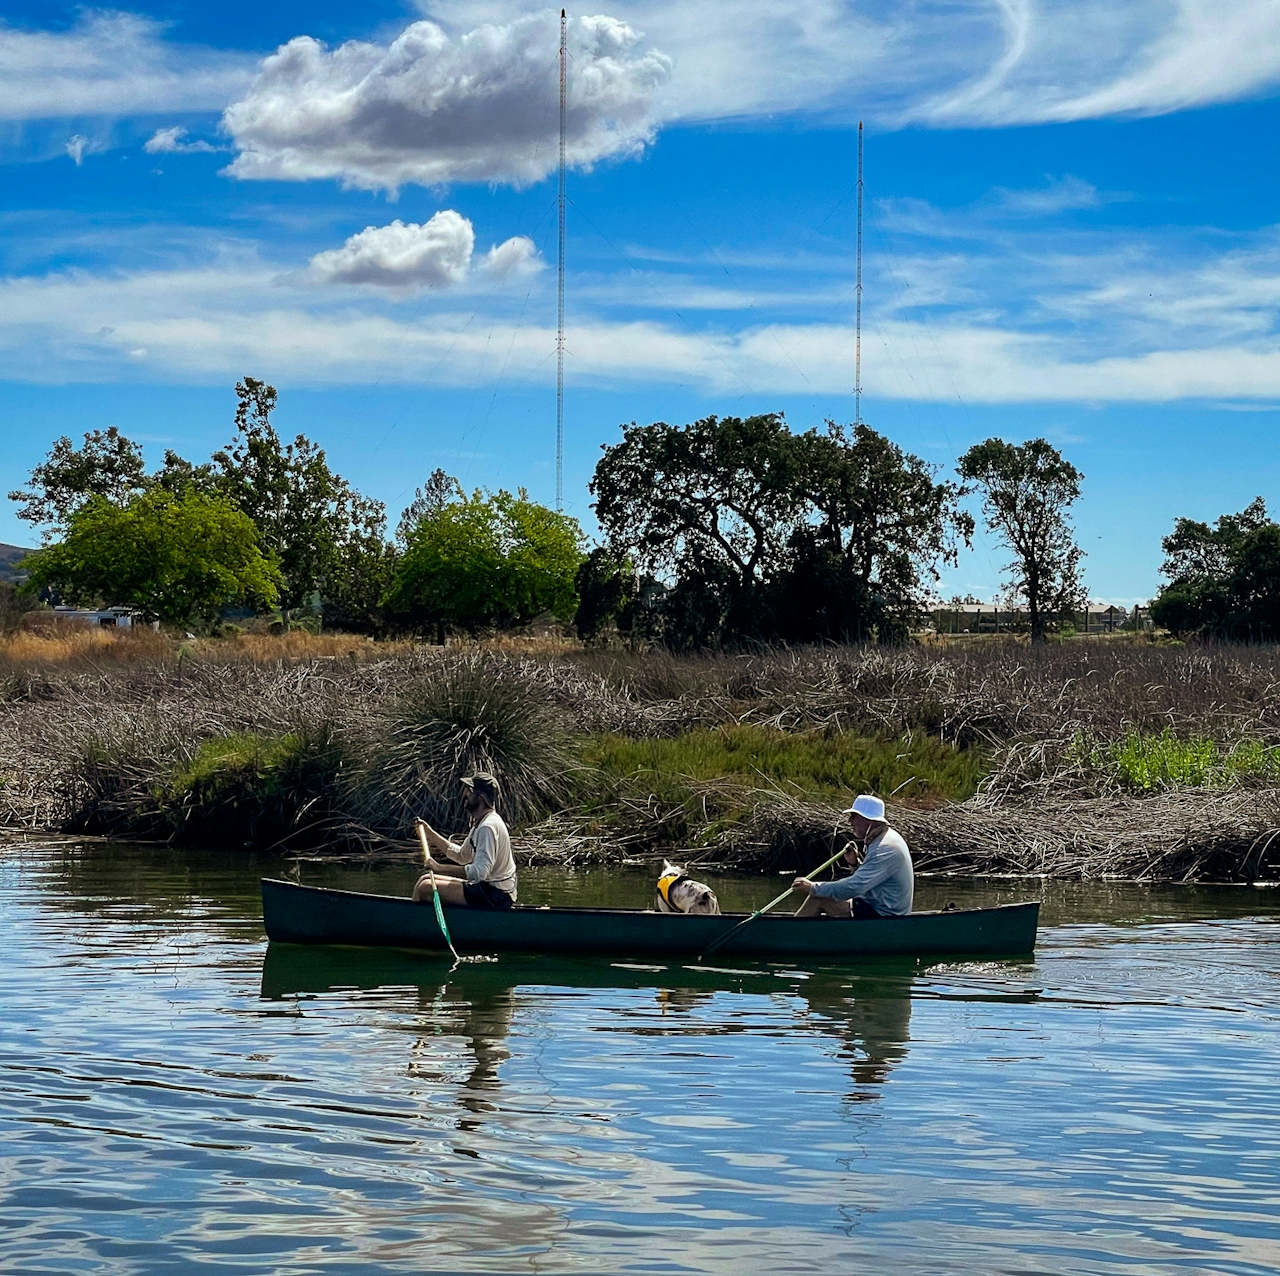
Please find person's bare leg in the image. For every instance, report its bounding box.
[413,872,470,905]
[795,896,854,919]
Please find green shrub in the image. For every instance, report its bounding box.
[160,725,349,846]
[587,724,981,800]
[575,724,984,847]
[1086,728,1280,791]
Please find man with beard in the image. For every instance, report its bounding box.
[413,772,518,910]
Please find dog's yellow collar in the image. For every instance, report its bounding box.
[657,868,686,904]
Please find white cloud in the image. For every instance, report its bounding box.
[65,135,88,166]
[992,176,1103,216]
[7,2,1280,172]
[423,1,1280,130]
[305,213,474,288]
[0,12,252,121]
[223,13,672,193]
[144,127,218,155]
[6,249,1280,403]
[481,235,541,279]
[5,199,1280,403]
[302,213,543,289]
[914,0,1280,126]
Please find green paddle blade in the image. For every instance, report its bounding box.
[431,886,460,962]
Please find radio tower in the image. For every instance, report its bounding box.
[556,9,567,511]
[854,119,864,425]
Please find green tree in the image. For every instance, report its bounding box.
[591,414,969,647]
[773,423,972,642]
[8,427,148,539]
[213,377,371,617]
[387,489,583,637]
[151,449,219,497]
[958,438,1085,643]
[1150,499,1280,640]
[22,489,280,629]
[321,498,401,637]
[590,414,805,643]
[396,468,462,544]
[573,547,638,644]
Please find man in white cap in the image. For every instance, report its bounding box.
[792,794,913,919]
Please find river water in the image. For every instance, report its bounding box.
[2,840,1278,1275]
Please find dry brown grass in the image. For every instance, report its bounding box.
[660,789,1280,883]
[5,638,1280,879]
[0,626,171,665]
[195,631,413,662]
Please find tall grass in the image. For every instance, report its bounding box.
[0,625,171,666]
[356,655,578,837]
[160,726,351,846]
[587,724,982,805]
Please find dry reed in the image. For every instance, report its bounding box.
[4,638,1280,879]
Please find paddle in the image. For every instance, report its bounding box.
[417,819,501,967]
[698,843,853,962]
[416,822,464,962]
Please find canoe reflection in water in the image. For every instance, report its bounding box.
[260,944,915,1102]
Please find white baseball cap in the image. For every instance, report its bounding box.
[845,794,886,821]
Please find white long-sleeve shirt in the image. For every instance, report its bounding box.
[810,827,913,916]
[442,810,517,899]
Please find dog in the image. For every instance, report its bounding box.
[655,859,720,915]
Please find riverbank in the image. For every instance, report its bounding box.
[3,635,1280,881]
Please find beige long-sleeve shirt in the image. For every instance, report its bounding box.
[442,810,517,899]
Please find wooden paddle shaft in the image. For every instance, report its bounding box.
[699,841,853,962]
[416,822,462,962]
[758,843,851,914]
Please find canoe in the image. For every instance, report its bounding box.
[261,879,1040,959]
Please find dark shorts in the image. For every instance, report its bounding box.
[463,880,515,910]
[852,898,886,920]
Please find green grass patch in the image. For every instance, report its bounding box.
[160,727,348,845]
[1074,729,1280,791]
[583,724,984,809]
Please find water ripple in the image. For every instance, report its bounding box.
[2,846,1280,1273]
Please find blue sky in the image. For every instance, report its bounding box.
[3,2,1280,604]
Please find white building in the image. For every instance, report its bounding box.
[23,606,158,630]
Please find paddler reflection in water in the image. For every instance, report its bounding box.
[792,793,913,919]
[413,772,518,909]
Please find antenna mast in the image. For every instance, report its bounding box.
[854,119,863,425]
[556,8,567,511]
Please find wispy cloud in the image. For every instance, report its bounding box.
[5,228,1280,403]
[991,176,1107,216]
[0,12,252,121]
[423,1,1280,130]
[144,127,219,155]
[917,0,1280,125]
[3,3,1279,184]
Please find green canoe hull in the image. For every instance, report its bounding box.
[261,879,1040,959]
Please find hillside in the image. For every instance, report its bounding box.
[0,544,34,584]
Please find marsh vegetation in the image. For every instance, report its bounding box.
[3,631,1280,881]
